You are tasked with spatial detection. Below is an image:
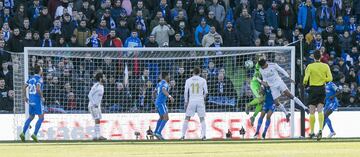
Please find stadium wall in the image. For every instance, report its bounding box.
[3,112,360,141]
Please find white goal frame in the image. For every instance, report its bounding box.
[22,46,296,138]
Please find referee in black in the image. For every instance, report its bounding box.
[303,50,333,141]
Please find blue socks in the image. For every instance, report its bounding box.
[256,117,263,134]
[155,120,162,134]
[158,120,168,134]
[325,117,334,133]
[22,118,33,134]
[34,118,44,136]
[263,120,271,136]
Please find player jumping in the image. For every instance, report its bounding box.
[181,67,208,140]
[258,58,309,120]
[88,72,107,141]
[246,55,265,126]
[323,82,341,138]
[20,65,45,142]
[153,72,174,140]
[254,85,276,139]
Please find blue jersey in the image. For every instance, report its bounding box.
[155,80,169,105]
[325,82,339,111]
[27,74,43,105]
[263,87,275,112]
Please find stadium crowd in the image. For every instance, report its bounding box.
[0,0,359,113]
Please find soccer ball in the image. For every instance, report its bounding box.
[244,60,254,69]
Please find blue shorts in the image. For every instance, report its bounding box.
[156,103,168,116]
[262,104,275,113]
[324,98,339,111]
[29,101,44,115]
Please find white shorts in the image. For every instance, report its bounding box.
[185,101,206,117]
[88,105,102,120]
[270,81,288,100]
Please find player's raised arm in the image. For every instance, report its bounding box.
[274,63,290,78]
[184,80,189,104]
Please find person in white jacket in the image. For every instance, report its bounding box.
[151,17,175,46]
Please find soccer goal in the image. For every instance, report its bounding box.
[12,47,296,140]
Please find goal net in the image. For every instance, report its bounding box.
[12,47,296,140]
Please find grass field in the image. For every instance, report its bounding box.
[1,139,360,157]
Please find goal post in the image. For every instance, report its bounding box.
[13,46,296,140]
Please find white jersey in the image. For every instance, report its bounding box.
[259,63,290,87]
[88,82,104,107]
[184,75,208,103]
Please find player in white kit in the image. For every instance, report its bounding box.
[258,58,308,121]
[181,67,208,140]
[88,72,107,141]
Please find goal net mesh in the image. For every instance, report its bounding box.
[12,47,295,140]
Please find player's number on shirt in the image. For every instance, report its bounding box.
[28,84,36,94]
[191,83,200,94]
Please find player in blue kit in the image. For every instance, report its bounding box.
[19,65,45,142]
[152,72,174,140]
[323,82,341,138]
[254,85,276,139]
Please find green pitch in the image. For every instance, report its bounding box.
[1,139,360,157]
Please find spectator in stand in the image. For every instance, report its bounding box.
[62,13,76,42]
[171,0,188,21]
[0,62,12,89]
[103,30,123,47]
[348,17,357,35]
[132,0,150,24]
[169,33,187,47]
[176,21,192,44]
[208,0,225,26]
[325,35,341,57]
[73,20,90,47]
[308,33,324,51]
[320,46,330,64]
[28,0,42,24]
[252,2,266,39]
[116,19,130,43]
[65,92,77,111]
[353,26,360,48]
[32,31,41,47]
[145,34,159,47]
[202,25,222,47]
[266,1,279,31]
[111,0,127,21]
[86,29,101,47]
[206,11,221,33]
[129,10,146,33]
[172,10,188,31]
[0,77,12,112]
[222,21,238,47]
[236,8,254,46]
[96,19,110,44]
[339,31,353,53]
[56,36,68,47]
[49,17,62,41]
[158,0,171,23]
[191,6,206,29]
[335,16,348,35]
[55,0,72,19]
[150,11,163,31]
[316,0,334,32]
[279,3,296,40]
[22,31,35,48]
[124,30,142,48]
[5,27,23,52]
[297,0,317,34]
[151,17,175,47]
[41,31,55,47]
[194,18,210,47]
[1,22,11,42]
[20,18,31,38]
[80,0,96,28]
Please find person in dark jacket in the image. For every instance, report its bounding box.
[169,33,187,47]
[5,28,23,52]
[20,18,32,38]
[68,35,79,47]
[316,0,334,31]
[33,7,52,37]
[41,31,56,47]
[266,2,279,31]
[252,2,266,39]
[22,31,35,48]
[61,13,76,42]
[206,11,221,33]
[279,3,296,40]
[145,34,159,47]
[115,19,131,43]
[236,8,255,46]
[222,21,239,47]
[32,31,42,47]
[86,29,102,47]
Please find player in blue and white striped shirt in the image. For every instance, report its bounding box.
[20,65,45,142]
[152,72,174,140]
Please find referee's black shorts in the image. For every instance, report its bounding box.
[307,85,325,106]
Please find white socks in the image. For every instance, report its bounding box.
[95,124,101,138]
[201,119,206,138]
[181,120,189,137]
[278,103,288,115]
[181,119,206,138]
[293,97,308,110]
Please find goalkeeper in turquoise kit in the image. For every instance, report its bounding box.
[245,61,264,126]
